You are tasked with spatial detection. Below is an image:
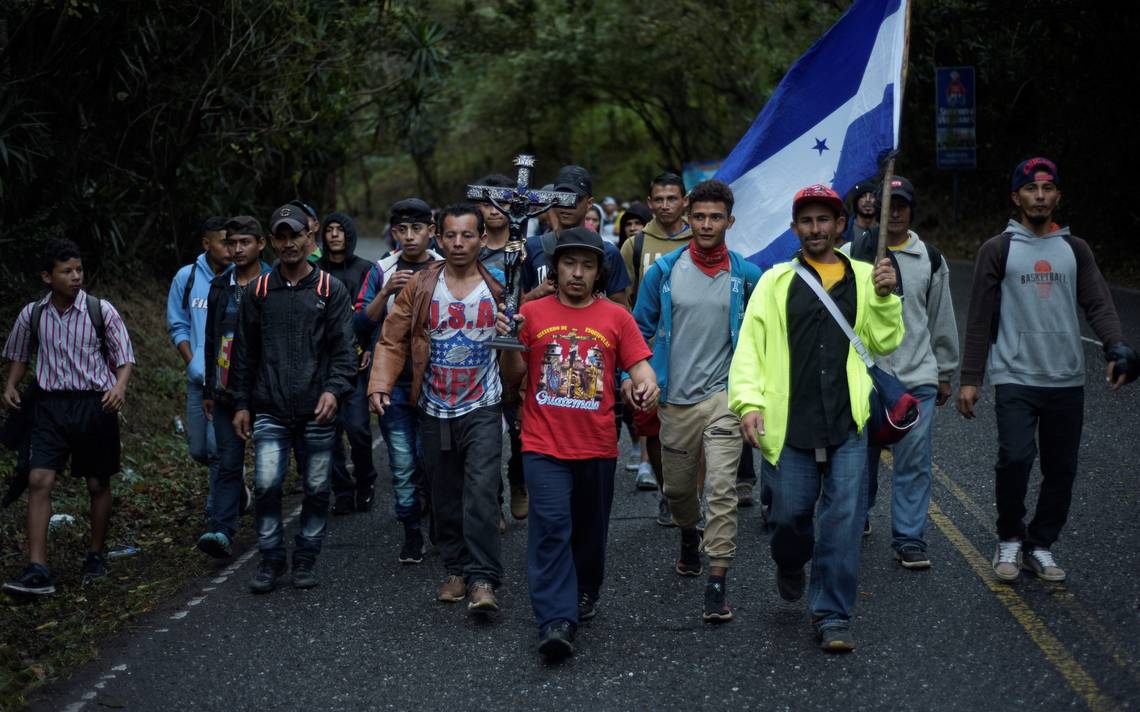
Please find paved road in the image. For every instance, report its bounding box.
[32,259,1140,711]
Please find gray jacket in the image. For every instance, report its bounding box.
[843,231,959,388]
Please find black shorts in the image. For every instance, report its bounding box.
[29,391,121,481]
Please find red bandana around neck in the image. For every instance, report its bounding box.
[688,239,730,277]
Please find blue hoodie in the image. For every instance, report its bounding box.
[166,253,229,384]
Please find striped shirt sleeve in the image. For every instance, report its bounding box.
[2,303,35,364]
[101,301,136,368]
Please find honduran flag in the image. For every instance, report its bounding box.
[716,0,908,270]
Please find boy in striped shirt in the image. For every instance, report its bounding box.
[2,239,135,597]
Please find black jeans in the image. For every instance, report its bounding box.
[419,404,503,586]
[994,384,1084,549]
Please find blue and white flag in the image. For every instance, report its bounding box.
[716,0,908,269]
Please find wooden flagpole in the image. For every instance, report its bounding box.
[875,0,913,263]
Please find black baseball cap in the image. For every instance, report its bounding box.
[225,215,263,237]
[1011,157,1061,191]
[882,176,915,205]
[288,200,318,222]
[269,204,308,235]
[389,198,433,225]
[554,165,592,198]
[553,227,605,259]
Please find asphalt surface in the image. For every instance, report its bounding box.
[30,256,1140,711]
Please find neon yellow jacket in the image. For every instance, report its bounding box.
[728,253,904,465]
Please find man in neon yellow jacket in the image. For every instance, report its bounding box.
[728,184,903,653]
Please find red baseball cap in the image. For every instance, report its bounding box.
[792,184,846,218]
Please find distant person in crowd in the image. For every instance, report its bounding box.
[844,177,959,565]
[369,204,506,613]
[497,227,657,660]
[730,184,901,652]
[632,180,761,622]
[616,202,651,252]
[356,198,444,564]
[317,210,378,515]
[475,173,514,274]
[957,157,1138,583]
[197,216,271,558]
[520,165,631,310]
[842,180,878,247]
[584,204,604,236]
[2,239,135,597]
[620,173,691,518]
[600,196,621,242]
[229,203,357,594]
[165,216,231,540]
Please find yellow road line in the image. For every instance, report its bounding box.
[931,462,1140,686]
[927,502,1120,712]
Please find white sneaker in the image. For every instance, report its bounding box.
[625,458,641,472]
[992,539,1022,582]
[1022,547,1066,581]
[635,463,657,491]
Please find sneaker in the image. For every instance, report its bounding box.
[896,548,931,570]
[992,539,1022,582]
[249,559,287,594]
[196,531,233,559]
[509,484,529,520]
[538,620,576,660]
[355,487,375,513]
[332,494,355,516]
[437,575,466,602]
[656,497,675,527]
[2,564,56,597]
[81,551,108,586]
[776,566,806,602]
[675,529,703,577]
[635,463,657,491]
[703,579,733,622]
[625,458,641,472]
[239,484,253,515]
[468,581,499,612]
[736,482,754,508]
[578,592,597,622]
[398,527,424,564]
[863,518,872,537]
[1022,547,1066,582]
[291,557,319,589]
[818,625,856,653]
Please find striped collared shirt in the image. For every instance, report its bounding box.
[3,290,136,392]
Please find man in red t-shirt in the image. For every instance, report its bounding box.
[498,227,658,660]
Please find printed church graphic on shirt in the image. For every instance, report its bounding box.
[537,329,606,410]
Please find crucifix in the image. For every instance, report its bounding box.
[467,154,577,351]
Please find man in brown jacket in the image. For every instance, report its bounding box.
[369,203,507,613]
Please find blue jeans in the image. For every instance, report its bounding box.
[252,415,335,562]
[523,454,616,630]
[209,402,245,538]
[331,371,377,498]
[769,429,868,629]
[867,384,938,553]
[186,381,220,521]
[379,384,424,524]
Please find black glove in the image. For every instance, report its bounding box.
[1105,341,1140,385]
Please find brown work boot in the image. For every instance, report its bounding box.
[467,581,499,612]
[437,575,466,602]
[510,483,529,520]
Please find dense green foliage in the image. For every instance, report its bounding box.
[1,0,1138,280]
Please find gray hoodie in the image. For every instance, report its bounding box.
[842,231,959,388]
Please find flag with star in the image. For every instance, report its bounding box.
[715,0,908,269]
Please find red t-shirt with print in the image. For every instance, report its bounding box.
[518,295,652,460]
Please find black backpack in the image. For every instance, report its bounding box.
[29,293,110,367]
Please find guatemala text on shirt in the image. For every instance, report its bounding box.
[715,0,907,271]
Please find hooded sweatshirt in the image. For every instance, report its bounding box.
[317,211,372,301]
[166,252,228,385]
[620,216,692,299]
[960,219,1123,388]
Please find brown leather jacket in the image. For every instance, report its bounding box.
[367,260,504,402]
